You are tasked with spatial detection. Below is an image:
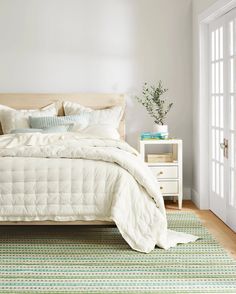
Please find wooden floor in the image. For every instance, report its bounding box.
[166,200,236,260]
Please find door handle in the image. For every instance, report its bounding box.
[220,138,228,158]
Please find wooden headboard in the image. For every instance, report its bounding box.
[0,93,126,139]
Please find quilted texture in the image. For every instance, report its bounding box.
[0,133,198,253]
[0,157,125,220]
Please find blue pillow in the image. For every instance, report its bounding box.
[29,115,86,130]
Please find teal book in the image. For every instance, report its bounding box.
[140,132,168,140]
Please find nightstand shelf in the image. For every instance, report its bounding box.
[140,139,183,209]
[147,162,179,166]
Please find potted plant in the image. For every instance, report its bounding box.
[136,81,173,135]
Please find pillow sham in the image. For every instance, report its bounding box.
[63,101,93,115]
[10,125,70,134]
[0,103,58,134]
[63,101,123,129]
[29,115,86,130]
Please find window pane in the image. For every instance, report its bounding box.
[212,63,215,93]
[212,129,216,159]
[216,29,219,60]
[212,31,215,61]
[220,95,224,128]
[212,96,215,126]
[230,58,234,93]
[216,129,219,161]
[230,21,234,56]
[216,95,220,127]
[220,26,223,59]
[216,62,219,93]
[220,61,223,93]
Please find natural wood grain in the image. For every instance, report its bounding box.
[166,200,236,260]
[0,93,126,139]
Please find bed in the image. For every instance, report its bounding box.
[0,93,197,253]
[0,93,125,226]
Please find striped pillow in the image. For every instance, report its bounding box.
[29,115,87,130]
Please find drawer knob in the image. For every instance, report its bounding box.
[160,186,163,190]
[159,171,164,175]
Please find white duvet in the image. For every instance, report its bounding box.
[0,133,198,253]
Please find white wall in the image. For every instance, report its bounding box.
[192,0,219,206]
[0,0,193,198]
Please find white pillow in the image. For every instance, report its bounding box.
[63,102,93,115]
[79,125,120,140]
[0,103,57,134]
[63,101,123,129]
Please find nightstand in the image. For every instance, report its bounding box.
[139,139,183,209]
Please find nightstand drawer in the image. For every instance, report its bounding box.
[159,181,179,194]
[150,166,178,179]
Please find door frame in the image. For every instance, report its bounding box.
[196,0,236,209]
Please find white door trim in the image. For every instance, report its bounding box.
[196,0,236,209]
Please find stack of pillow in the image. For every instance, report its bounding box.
[0,101,123,140]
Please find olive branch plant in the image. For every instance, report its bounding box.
[136,81,173,125]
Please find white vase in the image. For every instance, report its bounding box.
[153,124,168,133]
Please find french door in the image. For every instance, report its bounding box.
[209,9,236,231]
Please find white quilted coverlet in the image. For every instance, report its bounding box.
[0,133,198,253]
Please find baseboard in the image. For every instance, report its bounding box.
[183,187,191,200]
[191,188,200,208]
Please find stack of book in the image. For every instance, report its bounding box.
[140,132,168,140]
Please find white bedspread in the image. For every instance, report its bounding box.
[0,133,198,253]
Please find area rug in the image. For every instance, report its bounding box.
[0,212,235,293]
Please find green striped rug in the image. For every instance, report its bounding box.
[0,212,235,293]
